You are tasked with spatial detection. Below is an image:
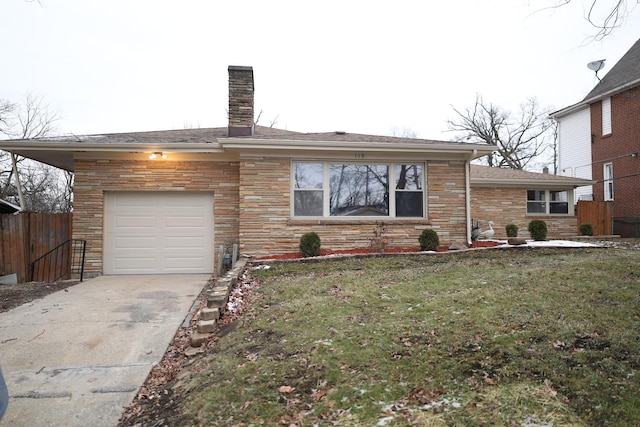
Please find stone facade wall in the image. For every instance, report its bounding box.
[426,161,468,243]
[73,159,240,275]
[471,187,578,239]
[238,157,470,257]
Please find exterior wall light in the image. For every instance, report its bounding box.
[149,152,167,160]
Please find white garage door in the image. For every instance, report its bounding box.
[104,192,214,275]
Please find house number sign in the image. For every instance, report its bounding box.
[354,153,366,159]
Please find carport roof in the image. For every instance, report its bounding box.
[470,165,595,189]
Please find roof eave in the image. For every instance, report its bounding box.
[219,138,494,158]
[0,141,224,153]
[551,77,640,119]
[471,177,596,188]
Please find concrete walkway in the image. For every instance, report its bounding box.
[0,274,210,427]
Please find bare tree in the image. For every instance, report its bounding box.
[545,0,639,40]
[389,126,417,139]
[0,94,72,212]
[447,95,556,170]
[254,109,279,128]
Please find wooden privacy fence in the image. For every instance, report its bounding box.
[576,200,613,236]
[0,212,72,283]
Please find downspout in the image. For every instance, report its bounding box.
[465,150,476,245]
[11,152,25,211]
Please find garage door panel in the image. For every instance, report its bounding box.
[113,236,157,249]
[165,236,205,249]
[112,195,158,207]
[114,257,157,270]
[165,215,206,227]
[104,192,214,275]
[115,216,159,228]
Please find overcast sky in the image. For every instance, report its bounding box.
[2,0,639,141]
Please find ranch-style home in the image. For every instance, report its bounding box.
[1,66,591,277]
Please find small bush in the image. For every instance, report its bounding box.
[528,220,548,241]
[505,224,519,238]
[299,232,321,257]
[580,223,594,236]
[418,228,439,251]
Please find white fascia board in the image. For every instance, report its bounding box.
[0,141,225,153]
[551,77,640,119]
[550,102,589,119]
[471,178,596,189]
[220,138,494,159]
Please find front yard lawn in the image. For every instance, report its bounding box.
[128,247,640,426]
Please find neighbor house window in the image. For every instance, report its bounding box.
[602,97,612,135]
[604,163,614,201]
[293,161,425,218]
[527,190,570,215]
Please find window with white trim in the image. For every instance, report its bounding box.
[527,190,569,215]
[604,163,614,201]
[602,97,612,135]
[293,161,425,217]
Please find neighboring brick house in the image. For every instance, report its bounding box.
[552,38,640,236]
[1,66,590,277]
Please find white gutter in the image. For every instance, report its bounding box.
[551,77,640,118]
[220,138,495,157]
[0,141,225,153]
[471,177,596,188]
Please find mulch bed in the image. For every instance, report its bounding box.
[257,240,504,260]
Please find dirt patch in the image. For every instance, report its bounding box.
[0,280,80,313]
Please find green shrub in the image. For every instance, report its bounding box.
[528,220,548,241]
[580,223,594,236]
[299,232,321,257]
[418,228,439,251]
[505,224,519,238]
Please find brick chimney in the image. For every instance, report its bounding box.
[228,65,254,137]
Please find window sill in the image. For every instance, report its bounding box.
[288,218,432,226]
[526,213,573,217]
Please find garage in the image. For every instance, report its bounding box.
[104,192,214,275]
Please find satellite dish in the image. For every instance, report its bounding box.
[587,59,606,72]
[587,59,606,81]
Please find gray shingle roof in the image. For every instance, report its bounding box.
[470,165,594,187]
[40,125,463,146]
[38,125,299,144]
[583,37,640,101]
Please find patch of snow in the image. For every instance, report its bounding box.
[377,415,396,426]
[251,264,270,270]
[525,240,600,248]
[485,239,601,248]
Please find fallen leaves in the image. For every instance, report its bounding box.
[279,385,295,393]
[311,390,327,400]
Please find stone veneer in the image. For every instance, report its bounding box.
[471,187,578,239]
[73,159,240,276]
[238,157,470,257]
[73,157,529,274]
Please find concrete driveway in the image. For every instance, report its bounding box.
[0,274,210,427]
